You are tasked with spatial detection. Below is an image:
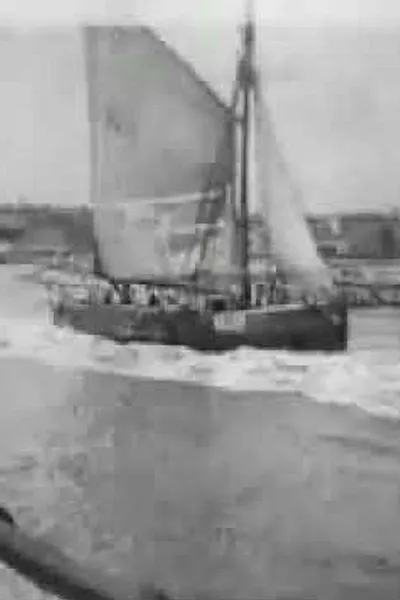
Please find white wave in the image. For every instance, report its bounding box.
[0,310,400,421]
[0,265,399,420]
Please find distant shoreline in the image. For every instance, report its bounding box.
[0,203,400,263]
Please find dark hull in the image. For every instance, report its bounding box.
[51,299,348,352]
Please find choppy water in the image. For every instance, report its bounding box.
[1,265,400,599]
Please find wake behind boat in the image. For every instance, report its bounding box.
[47,4,348,352]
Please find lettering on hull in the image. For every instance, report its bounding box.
[213,311,246,332]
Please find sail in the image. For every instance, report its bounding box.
[256,91,333,293]
[195,185,241,291]
[84,25,233,281]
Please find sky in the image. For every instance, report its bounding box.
[1,1,400,212]
[2,0,400,26]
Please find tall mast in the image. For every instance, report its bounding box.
[84,29,104,277]
[238,3,256,308]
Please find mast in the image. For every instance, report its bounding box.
[84,29,103,277]
[238,3,256,308]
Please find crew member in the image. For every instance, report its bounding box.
[148,286,160,307]
[120,284,131,305]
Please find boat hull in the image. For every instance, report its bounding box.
[51,299,347,352]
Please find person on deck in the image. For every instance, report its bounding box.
[129,284,137,305]
[111,284,121,304]
[119,284,131,305]
[102,282,114,305]
[147,286,160,307]
[268,276,277,304]
[166,287,178,306]
[84,276,97,304]
[88,278,114,304]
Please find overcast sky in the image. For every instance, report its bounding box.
[1,1,400,212]
[2,0,400,26]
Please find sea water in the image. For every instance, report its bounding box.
[1,265,400,599]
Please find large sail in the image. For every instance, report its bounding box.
[256,91,333,293]
[195,185,241,291]
[84,26,233,282]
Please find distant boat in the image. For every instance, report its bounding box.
[48,3,348,352]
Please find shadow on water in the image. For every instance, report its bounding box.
[1,356,400,599]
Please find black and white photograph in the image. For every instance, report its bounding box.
[0,0,400,598]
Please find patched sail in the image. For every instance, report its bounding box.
[84,25,233,282]
[256,92,333,293]
[195,185,240,290]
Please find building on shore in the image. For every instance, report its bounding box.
[1,202,400,270]
[308,211,400,261]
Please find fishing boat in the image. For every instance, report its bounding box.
[48,4,348,352]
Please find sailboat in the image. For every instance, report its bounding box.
[49,6,348,352]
